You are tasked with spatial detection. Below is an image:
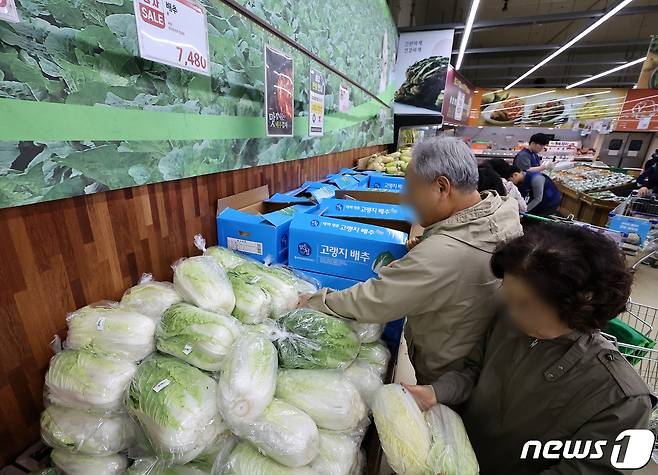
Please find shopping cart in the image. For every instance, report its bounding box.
[608,194,658,271]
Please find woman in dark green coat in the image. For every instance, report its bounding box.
[405,224,655,474]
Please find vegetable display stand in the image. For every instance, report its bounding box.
[578,194,619,228]
[555,183,583,218]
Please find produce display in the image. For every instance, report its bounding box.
[364,148,412,175]
[121,275,183,322]
[394,56,450,112]
[547,164,635,192]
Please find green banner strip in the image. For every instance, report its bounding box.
[0,86,395,142]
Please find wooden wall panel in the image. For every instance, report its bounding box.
[0,145,384,466]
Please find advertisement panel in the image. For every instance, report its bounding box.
[617,89,658,132]
[441,67,475,126]
[636,35,658,89]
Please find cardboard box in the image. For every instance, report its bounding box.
[318,198,414,234]
[335,188,402,205]
[288,213,408,281]
[292,269,362,291]
[217,186,315,264]
[324,174,360,190]
[368,173,406,191]
[265,182,337,209]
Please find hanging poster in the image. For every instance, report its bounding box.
[636,35,658,89]
[265,45,294,137]
[309,68,325,136]
[133,0,210,76]
[441,67,475,126]
[339,84,350,112]
[0,0,19,23]
[393,30,455,115]
[617,89,658,132]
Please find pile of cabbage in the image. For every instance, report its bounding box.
[37,236,391,475]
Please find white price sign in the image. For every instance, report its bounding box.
[134,0,210,76]
[0,0,20,23]
[339,84,350,113]
[309,68,325,137]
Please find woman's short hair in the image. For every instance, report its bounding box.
[491,223,632,332]
[487,158,519,180]
[477,164,507,196]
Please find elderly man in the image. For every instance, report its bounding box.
[307,136,523,384]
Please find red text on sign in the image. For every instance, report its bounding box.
[140,3,165,28]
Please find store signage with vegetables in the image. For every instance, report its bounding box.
[442,67,475,126]
[309,68,325,136]
[133,0,210,76]
[265,45,294,137]
[0,0,18,22]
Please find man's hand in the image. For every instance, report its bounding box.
[406,237,421,251]
[297,294,309,308]
[401,383,437,411]
[638,186,651,197]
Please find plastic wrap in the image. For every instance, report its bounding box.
[218,332,277,428]
[173,256,236,314]
[344,359,384,408]
[231,262,299,318]
[125,459,210,474]
[194,234,248,270]
[425,404,479,475]
[64,303,156,361]
[50,450,128,475]
[190,430,237,473]
[45,350,137,411]
[356,342,391,377]
[28,469,61,475]
[310,430,360,475]
[275,369,367,432]
[349,450,366,475]
[221,442,316,475]
[127,354,220,464]
[233,398,320,467]
[274,309,360,369]
[371,385,430,475]
[156,303,242,371]
[228,269,273,324]
[121,274,183,321]
[349,322,384,344]
[41,405,136,455]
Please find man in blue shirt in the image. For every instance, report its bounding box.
[513,133,550,173]
[637,161,657,198]
[509,166,562,216]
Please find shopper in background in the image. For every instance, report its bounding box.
[404,224,654,474]
[637,158,658,198]
[509,166,561,216]
[305,136,523,384]
[487,158,527,213]
[477,164,507,197]
[513,132,550,173]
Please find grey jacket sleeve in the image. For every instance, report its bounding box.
[539,395,653,475]
[526,174,546,212]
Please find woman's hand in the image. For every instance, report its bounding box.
[401,383,437,411]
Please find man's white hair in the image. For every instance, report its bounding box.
[410,136,478,191]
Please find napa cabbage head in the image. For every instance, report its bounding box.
[223,442,316,475]
[310,430,360,475]
[156,303,242,371]
[121,276,183,321]
[193,234,247,270]
[371,384,430,475]
[173,256,235,314]
[125,459,210,475]
[45,350,136,411]
[231,263,299,318]
[349,322,384,344]
[425,404,479,475]
[357,342,391,377]
[50,450,128,475]
[344,359,384,409]
[228,270,273,324]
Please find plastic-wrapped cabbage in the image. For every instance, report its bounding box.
[228,269,273,324]
[65,304,156,361]
[234,398,319,467]
[344,359,384,408]
[173,256,235,314]
[45,350,136,411]
[265,265,319,296]
[275,370,367,431]
[51,450,128,475]
[350,450,366,475]
[125,459,210,475]
[350,322,384,344]
[232,263,299,318]
[275,309,360,369]
[222,442,316,475]
[371,385,430,475]
[41,405,136,455]
[127,354,220,464]
[425,404,479,475]
[28,469,61,475]
[357,342,391,377]
[218,332,277,427]
[156,303,242,371]
[310,430,360,475]
[121,274,183,321]
[190,430,237,473]
[194,234,247,270]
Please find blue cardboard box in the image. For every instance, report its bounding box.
[292,269,361,291]
[217,186,316,264]
[318,198,414,233]
[265,182,337,208]
[369,173,406,192]
[288,213,408,281]
[324,174,360,190]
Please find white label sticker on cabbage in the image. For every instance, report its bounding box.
[153,379,171,393]
[183,344,193,355]
[96,318,106,331]
[227,237,263,255]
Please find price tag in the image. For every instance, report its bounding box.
[96,318,106,331]
[0,0,20,23]
[183,344,193,355]
[309,68,325,137]
[637,116,651,130]
[339,84,350,113]
[153,379,171,393]
[133,0,210,76]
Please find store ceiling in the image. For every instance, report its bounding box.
[388,0,658,89]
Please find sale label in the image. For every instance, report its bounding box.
[0,0,20,23]
[309,68,325,137]
[133,0,210,76]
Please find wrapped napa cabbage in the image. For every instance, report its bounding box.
[156,303,242,371]
[356,342,391,377]
[29,469,61,475]
[344,359,384,408]
[310,430,360,475]
[349,322,384,344]
[51,450,128,475]
[64,304,156,361]
[190,430,237,473]
[222,442,316,475]
[126,459,210,475]
[275,370,367,432]
[194,234,247,270]
[228,269,273,324]
[173,256,236,314]
[275,309,360,369]
[127,354,220,464]
[218,332,277,428]
[121,274,183,321]
[371,385,430,475]
[425,404,479,475]
[231,263,299,318]
[234,398,320,468]
[41,405,136,455]
[350,450,366,475]
[45,350,136,411]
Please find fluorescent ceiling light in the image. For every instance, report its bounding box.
[455,0,481,70]
[505,0,635,90]
[566,57,647,89]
